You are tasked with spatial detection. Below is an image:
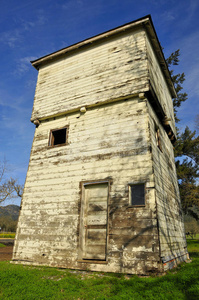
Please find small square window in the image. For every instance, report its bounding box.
[49,127,68,147]
[155,123,162,152]
[129,183,145,206]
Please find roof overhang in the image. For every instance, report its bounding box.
[31,15,176,98]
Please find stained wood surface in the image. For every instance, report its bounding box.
[31,29,148,121]
[13,23,186,274]
[147,101,187,269]
[146,35,176,136]
[82,183,108,260]
[14,97,160,274]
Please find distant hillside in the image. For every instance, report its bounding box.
[0,205,20,221]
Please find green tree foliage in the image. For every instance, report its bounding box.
[195,114,199,135]
[166,49,188,123]
[167,51,199,218]
[184,214,199,238]
[174,127,199,164]
[174,127,199,216]
[0,216,17,232]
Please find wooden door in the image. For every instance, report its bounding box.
[82,183,108,260]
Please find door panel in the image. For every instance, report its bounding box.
[82,183,108,260]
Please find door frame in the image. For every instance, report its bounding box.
[78,179,111,262]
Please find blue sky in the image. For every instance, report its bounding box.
[1,0,199,206]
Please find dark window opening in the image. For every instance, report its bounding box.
[130,183,145,206]
[155,123,162,152]
[49,127,67,146]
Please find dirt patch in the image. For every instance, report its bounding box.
[0,246,13,261]
[0,239,14,246]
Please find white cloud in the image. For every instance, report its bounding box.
[0,29,22,48]
[178,31,199,98]
[62,0,84,10]
[0,8,48,49]
[174,29,199,130]
[161,10,176,21]
[21,10,47,30]
[15,56,38,76]
[187,0,199,19]
[158,0,199,33]
[61,0,104,25]
[0,89,27,110]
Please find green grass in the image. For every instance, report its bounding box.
[186,233,199,240]
[0,243,5,248]
[0,233,15,238]
[187,239,199,258]
[0,239,198,300]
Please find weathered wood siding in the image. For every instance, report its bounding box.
[145,34,176,136]
[13,17,188,274]
[13,98,162,274]
[31,29,149,121]
[147,101,188,270]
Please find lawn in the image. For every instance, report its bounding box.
[0,233,15,238]
[0,240,198,300]
[186,233,199,240]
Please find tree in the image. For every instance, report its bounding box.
[166,49,188,123]
[174,128,199,216]
[175,127,199,208]
[195,114,199,133]
[184,214,199,238]
[0,216,18,232]
[166,50,199,217]
[0,159,23,205]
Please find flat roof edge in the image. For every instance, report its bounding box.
[31,14,176,98]
[31,15,151,69]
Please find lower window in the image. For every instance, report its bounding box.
[129,183,145,206]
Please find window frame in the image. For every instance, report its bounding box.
[128,183,146,207]
[48,125,69,148]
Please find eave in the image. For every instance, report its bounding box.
[31,15,176,99]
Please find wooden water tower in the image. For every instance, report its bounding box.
[13,15,188,274]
